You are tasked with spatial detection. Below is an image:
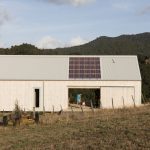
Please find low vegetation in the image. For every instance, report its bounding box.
[0,105,149,150]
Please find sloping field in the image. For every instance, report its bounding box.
[0,105,150,150]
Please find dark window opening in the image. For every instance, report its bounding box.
[35,89,40,108]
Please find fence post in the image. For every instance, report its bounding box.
[112,98,114,109]
[57,105,63,115]
[3,116,8,126]
[80,105,83,113]
[90,100,94,113]
[52,105,54,113]
[71,106,73,113]
[33,107,35,119]
[122,96,125,108]
[132,95,136,108]
[60,105,63,112]
[3,109,4,117]
[35,112,39,124]
[142,93,146,105]
[43,106,45,115]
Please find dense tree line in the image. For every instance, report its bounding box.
[0,32,150,101]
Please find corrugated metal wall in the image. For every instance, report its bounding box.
[0,81,43,111]
[101,87,135,108]
[0,80,141,111]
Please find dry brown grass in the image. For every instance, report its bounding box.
[0,105,150,150]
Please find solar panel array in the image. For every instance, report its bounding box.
[69,57,101,79]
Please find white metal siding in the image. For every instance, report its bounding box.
[0,80,141,111]
[101,87,135,108]
[0,81,68,112]
[44,81,68,111]
[0,81,44,111]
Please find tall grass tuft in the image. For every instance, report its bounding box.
[12,100,22,126]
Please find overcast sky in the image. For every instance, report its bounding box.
[0,0,150,49]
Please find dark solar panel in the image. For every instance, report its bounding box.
[69,57,101,79]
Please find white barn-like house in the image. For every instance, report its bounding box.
[0,55,141,111]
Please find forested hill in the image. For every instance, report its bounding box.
[0,32,150,56]
[56,32,150,56]
[0,32,150,100]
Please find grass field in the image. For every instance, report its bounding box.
[0,105,150,150]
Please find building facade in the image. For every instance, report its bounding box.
[0,55,141,111]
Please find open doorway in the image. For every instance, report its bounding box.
[68,88,101,108]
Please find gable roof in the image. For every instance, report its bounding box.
[0,55,141,81]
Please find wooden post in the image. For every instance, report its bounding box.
[122,96,125,108]
[60,105,63,112]
[142,93,146,104]
[3,116,8,126]
[43,106,45,115]
[35,112,39,124]
[132,95,136,108]
[33,107,35,119]
[80,105,83,113]
[112,98,114,109]
[57,105,63,115]
[52,105,54,113]
[99,99,101,109]
[90,100,94,113]
[71,106,73,113]
[3,109,4,117]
